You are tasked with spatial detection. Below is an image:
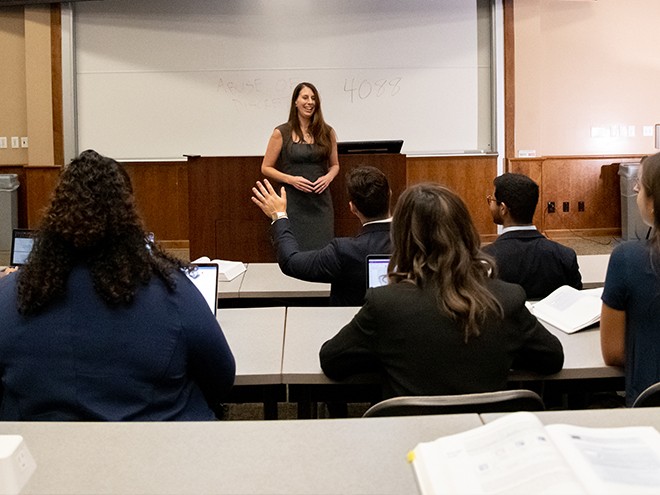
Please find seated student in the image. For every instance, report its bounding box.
[251,166,391,306]
[483,173,582,299]
[601,153,660,406]
[319,183,564,399]
[0,150,235,421]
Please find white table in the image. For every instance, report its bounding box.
[218,307,285,386]
[282,306,622,385]
[237,263,330,298]
[0,414,483,494]
[482,407,660,429]
[218,307,287,419]
[577,254,610,287]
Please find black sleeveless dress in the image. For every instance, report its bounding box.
[276,123,334,250]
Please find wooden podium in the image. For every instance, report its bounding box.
[187,154,406,262]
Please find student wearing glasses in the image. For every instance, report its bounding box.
[483,173,582,299]
[601,153,660,406]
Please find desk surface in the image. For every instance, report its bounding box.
[2,414,482,495]
[218,306,285,386]
[482,407,660,429]
[282,306,623,386]
[577,254,609,287]
[237,263,330,298]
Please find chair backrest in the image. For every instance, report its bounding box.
[362,390,545,418]
[632,382,660,408]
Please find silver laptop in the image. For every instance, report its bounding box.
[10,229,35,266]
[185,263,219,316]
[366,254,391,288]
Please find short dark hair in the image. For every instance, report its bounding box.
[346,166,390,219]
[493,173,539,224]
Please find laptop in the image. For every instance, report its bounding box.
[185,263,219,316]
[366,254,391,288]
[10,229,35,266]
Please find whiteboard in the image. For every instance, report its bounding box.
[74,0,492,160]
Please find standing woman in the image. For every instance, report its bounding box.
[261,82,340,250]
[601,153,660,406]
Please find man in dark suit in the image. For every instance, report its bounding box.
[483,173,582,300]
[251,166,391,306]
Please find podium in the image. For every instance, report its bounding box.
[187,154,406,262]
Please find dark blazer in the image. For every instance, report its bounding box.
[319,279,564,399]
[272,218,391,306]
[483,229,582,300]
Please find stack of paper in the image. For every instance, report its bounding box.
[193,256,246,282]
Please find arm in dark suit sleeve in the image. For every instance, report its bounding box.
[272,218,342,283]
[319,297,381,380]
[568,252,583,290]
[510,304,565,374]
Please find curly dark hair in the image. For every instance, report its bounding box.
[17,150,187,315]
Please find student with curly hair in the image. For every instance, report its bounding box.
[320,183,563,399]
[0,150,235,421]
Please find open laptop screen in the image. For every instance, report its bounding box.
[185,263,219,316]
[10,229,35,266]
[367,254,391,288]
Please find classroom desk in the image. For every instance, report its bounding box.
[0,414,482,495]
[282,306,624,415]
[217,271,245,299]
[577,254,610,288]
[238,262,330,298]
[482,407,660,429]
[218,307,286,419]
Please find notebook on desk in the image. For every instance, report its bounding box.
[186,263,219,316]
[367,254,390,288]
[10,229,35,266]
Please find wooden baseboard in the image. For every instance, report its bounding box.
[158,240,189,249]
[543,228,621,239]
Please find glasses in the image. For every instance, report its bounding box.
[486,194,498,205]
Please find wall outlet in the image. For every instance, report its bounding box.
[547,201,556,213]
[20,137,28,148]
[0,137,6,149]
[578,201,585,212]
[563,201,569,212]
[10,137,19,148]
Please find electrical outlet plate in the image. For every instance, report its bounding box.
[0,137,7,149]
[547,202,556,213]
[10,137,19,149]
[20,137,28,148]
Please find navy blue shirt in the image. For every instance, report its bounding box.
[602,240,660,406]
[0,266,235,421]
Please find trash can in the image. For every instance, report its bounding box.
[0,174,19,253]
[618,163,649,241]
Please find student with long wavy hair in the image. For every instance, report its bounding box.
[320,183,563,398]
[601,152,660,406]
[0,150,235,421]
[261,82,340,250]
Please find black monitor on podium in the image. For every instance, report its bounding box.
[337,140,403,155]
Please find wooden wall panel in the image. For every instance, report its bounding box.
[508,156,642,237]
[188,154,407,263]
[24,166,59,226]
[122,161,188,245]
[407,155,499,240]
[10,154,642,248]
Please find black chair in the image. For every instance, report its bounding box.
[362,390,545,418]
[632,382,660,408]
